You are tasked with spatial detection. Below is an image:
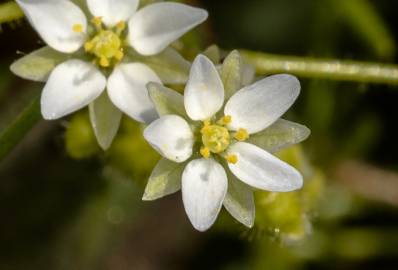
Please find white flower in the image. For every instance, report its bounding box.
[144,54,306,231]
[14,0,208,149]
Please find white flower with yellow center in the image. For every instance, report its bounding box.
[143,54,308,231]
[13,0,208,149]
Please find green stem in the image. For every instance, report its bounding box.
[240,50,398,85]
[0,95,41,161]
[0,2,24,25]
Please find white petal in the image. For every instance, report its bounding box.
[225,74,300,134]
[16,0,87,53]
[182,158,227,232]
[144,115,194,163]
[129,2,208,55]
[227,142,303,192]
[87,0,139,27]
[41,59,106,120]
[184,55,224,121]
[107,63,161,124]
[89,91,122,150]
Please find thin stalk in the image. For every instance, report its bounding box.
[0,95,41,161]
[240,50,398,85]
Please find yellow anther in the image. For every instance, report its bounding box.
[218,115,232,125]
[234,128,249,141]
[99,57,110,67]
[116,21,126,31]
[114,50,124,61]
[84,41,94,52]
[202,125,230,153]
[201,120,211,134]
[200,147,211,159]
[226,154,238,164]
[72,24,83,33]
[92,17,103,26]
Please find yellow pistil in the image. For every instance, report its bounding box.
[234,128,249,141]
[226,154,238,164]
[201,124,230,154]
[72,24,83,33]
[200,147,211,159]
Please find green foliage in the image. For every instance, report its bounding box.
[66,112,100,159]
[0,2,23,25]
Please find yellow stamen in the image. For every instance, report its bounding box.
[201,120,211,134]
[114,50,124,61]
[217,115,232,125]
[116,21,126,32]
[200,147,211,159]
[84,41,94,52]
[234,128,249,141]
[99,57,110,67]
[72,24,83,33]
[226,154,238,164]
[92,17,103,27]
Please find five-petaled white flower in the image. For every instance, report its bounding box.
[144,55,304,231]
[14,0,207,148]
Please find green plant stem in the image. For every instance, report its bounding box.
[0,95,41,161]
[0,2,23,24]
[240,50,398,85]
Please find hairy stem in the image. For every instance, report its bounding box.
[240,50,398,85]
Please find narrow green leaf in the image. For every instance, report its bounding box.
[221,50,243,99]
[223,172,255,228]
[10,46,69,82]
[143,158,184,201]
[135,48,190,84]
[147,82,187,118]
[0,95,41,161]
[248,119,311,153]
[89,91,122,150]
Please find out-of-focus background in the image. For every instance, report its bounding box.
[1,0,398,269]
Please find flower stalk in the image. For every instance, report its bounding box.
[240,50,398,85]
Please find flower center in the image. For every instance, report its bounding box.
[73,17,126,68]
[201,125,230,154]
[199,116,250,164]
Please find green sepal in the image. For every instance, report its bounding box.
[203,44,221,64]
[221,50,244,99]
[147,82,187,118]
[143,158,185,201]
[10,46,69,82]
[89,91,122,151]
[131,48,190,85]
[248,119,311,153]
[223,171,255,228]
